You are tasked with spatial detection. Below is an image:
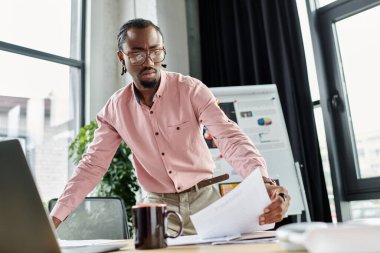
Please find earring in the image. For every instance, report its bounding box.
[121,65,127,75]
[161,63,167,68]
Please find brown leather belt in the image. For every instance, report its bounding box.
[179,173,229,193]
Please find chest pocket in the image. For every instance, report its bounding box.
[167,121,195,152]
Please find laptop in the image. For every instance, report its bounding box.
[0,139,128,253]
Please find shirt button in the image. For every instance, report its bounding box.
[169,171,172,174]
[176,127,180,130]
[155,132,159,135]
[177,187,181,190]
[150,111,153,114]
[161,152,165,156]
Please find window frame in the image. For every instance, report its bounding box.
[310,0,380,223]
[317,0,380,199]
[303,0,380,221]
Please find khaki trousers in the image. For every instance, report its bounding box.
[141,185,221,235]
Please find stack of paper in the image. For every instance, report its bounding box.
[167,231,277,246]
[190,169,274,239]
[168,169,276,247]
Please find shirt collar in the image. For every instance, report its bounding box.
[155,70,167,99]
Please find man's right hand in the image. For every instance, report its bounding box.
[51,216,62,228]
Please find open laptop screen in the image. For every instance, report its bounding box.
[0,139,61,252]
[0,140,128,253]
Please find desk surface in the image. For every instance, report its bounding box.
[113,239,306,252]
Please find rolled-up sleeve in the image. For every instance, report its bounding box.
[51,102,122,221]
[190,81,268,179]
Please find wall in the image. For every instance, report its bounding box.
[157,0,190,75]
[85,0,134,122]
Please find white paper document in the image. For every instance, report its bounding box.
[190,169,274,239]
[167,231,277,246]
[211,237,278,245]
[59,239,127,248]
[167,234,241,246]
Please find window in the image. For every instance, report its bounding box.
[313,106,337,222]
[299,0,380,222]
[0,0,84,202]
[316,0,380,220]
[297,0,336,221]
[334,5,380,180]
[0,0,80,59]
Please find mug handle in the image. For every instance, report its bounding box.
[164,210,183,238]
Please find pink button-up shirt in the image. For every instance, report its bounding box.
[51,71,268,221]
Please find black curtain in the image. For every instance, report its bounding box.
[198,0,331,222]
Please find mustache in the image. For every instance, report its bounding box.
[139,67,157,75]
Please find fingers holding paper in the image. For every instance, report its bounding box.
[259,185,291,225]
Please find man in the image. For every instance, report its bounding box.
[51,18,290,235]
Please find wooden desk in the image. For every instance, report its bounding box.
[114,239,307,252]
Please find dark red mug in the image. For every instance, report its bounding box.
[132,203,183,249]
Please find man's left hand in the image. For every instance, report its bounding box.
[259,185,290,225]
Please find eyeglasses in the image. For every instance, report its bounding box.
[122,47,166,66]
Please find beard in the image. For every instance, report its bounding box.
[138,67,159,89]
[140,79,158,89]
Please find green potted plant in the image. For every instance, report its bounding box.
[68,120,140,237]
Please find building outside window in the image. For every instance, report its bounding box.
[0,0,84,203]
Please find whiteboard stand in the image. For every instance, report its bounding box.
[210,85,306,216]
[294,161,311,222]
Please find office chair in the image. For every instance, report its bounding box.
[48,197,129,240]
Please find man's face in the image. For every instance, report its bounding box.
[118,26,164,90]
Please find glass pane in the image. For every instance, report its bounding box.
[314,107,336,223]
[0,51,80,202]
[297,0,320,101]
[351,200,380,219]
[318,0,337,8]
[0,0,81,59]
[335,5,380,179]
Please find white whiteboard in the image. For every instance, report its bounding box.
[209,84,304,215]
